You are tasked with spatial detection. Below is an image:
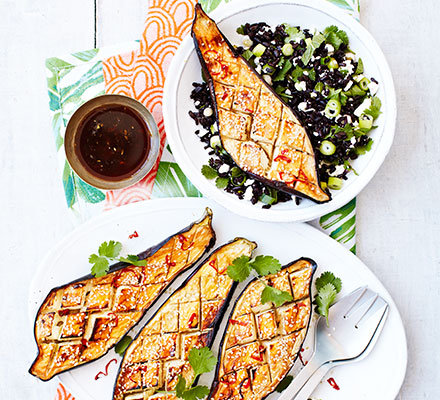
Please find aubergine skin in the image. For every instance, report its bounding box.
[209,258,316,400]
[191,5,330,204]
[29,209,216,382]
[112,238,257,400]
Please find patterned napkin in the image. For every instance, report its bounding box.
[47,0,359,398]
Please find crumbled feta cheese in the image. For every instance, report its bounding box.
[310,92,317,98]
[297,102,308,111]
[244,179,254,186]
[353,74,365,82]
[325,44,334,55]
[341,60,355,75]
[285,89,292,95]
[194,100,200,106]
[210,135,221,148]
[354,98,372,117]
[313,131,319,136]
[254,57,260,64]
[263,74,272,85]
[329,165,345,176]
[292,57,300,66]
[270,40,276,45]
[344,81,353,92]
[368,81,379,95]
[346,115,352,124]
[203,107,213,117]
[294,81,307,91]
[346,52,357,61]
[350,136,356,144]
[303,70,309,76]
[255,64,262,74]
[218,164,230,174]
[244,186,253,201]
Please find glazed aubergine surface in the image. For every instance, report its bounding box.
[29,210,215,381]
[209,258,316,400]
[113,238,257,400]
[191,5,330,204]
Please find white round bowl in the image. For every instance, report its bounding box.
[163,0,396,222]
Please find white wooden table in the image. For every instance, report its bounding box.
[1,1,438,399]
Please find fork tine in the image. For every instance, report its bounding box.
[355,295,388,328]
[343,288,381,324]
[327,286,367,320]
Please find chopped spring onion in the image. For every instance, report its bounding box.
[252,43,266,57]
[359,113,374,130]
[328,177,343,190]
[324,99,341,118]
[243,38,253,48]
[319,140,336,155]
[359,77,370,91]
[242,49,253,61]
[281,43,294,56]
[344,84,365,97]
[262,63,275,75]
[314,82,324,92]
[210,135,221,148]
[320,181,328,190]
[327,57,339,69]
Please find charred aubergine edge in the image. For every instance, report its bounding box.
[112,238,257,400]
[209,258,316,400]
[29,209,216,381]
[192,5,330,204]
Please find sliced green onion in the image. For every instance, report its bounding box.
[231,167,243,177]
[320,181,328,190]
[262,63,275,75]
[252,43,266,57]
[324,99,341,118]
[327,57,339,69]
[328,177,343,190]
[242,49,253,61]
[359,113,374,130]
[314,82,324,92]
[359,77,370,91]
[210,135,221,148]
[344,84,366,97]
[281,43,294,56]
[319,140,336,155]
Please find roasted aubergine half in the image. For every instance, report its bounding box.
[209,258,316,400]
[29,209,215,381]
[192,5,330,203]
[113,238,257,400]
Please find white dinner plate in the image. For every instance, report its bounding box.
[163,0,396,222]
[28,198,406,400]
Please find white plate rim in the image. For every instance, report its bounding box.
[162,0,397,223]
[28,198,407,400]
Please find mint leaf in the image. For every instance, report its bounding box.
[261,285,293,307]
[98,240,122,258]
[201,165,218,180]
[188,347,217,377]
[115,335,132,356]
[250,255,282,276]
[276,375,293,392]
[315,271,342,293]
[227,256,252,282]
[89,254,110,277]
[314,282,337,326]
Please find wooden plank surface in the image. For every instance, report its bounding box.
[1,0,439,399]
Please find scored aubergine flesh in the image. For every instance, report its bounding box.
[112,238,257,400]
[209,258,316,400]
[29,209,215,381]
[192,5,330,203]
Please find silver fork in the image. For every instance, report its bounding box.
[278,286,389,400]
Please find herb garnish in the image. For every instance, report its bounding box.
[175,347,216,400]
[227,255,293,306]
[313,271,342,326]
[89,240,147,277]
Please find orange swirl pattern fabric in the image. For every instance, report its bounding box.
[102,0,196,209]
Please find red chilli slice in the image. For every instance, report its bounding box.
[95,358,117,380]
[327,377,340,390]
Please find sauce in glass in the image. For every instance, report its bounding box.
[76,105,150,181]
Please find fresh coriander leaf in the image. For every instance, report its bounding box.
[307,69,316,81]
[290,65,304,82]
[314,282,337,326]
[179,386,210,400]
[98,240,122,258]
[259,193,277,205]
[242,49,253,61]
[115,335,132,356]
[355,58,364,74]
[315,271,342,293]
[274,59,292,82]
[284,25,305,44]
[324,26,349,50]
[338,30,349,46]
[261,285,293,307]
[364,96,382,119]
[175,376,188,399]
[324,25,338,35]
[355,138,374,155]
[188,347,217,377]
[231,167,243,177]
[275,375,294,392]
[215,177,229,189]
[201,165,218,180]
[89,254,110,277]
[326,32,343,50]
[227,255,252,282]
[250,255,282,276]
[236,25,246,35]
[119,255,148,267]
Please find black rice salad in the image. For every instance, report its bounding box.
[189,22,381,207]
